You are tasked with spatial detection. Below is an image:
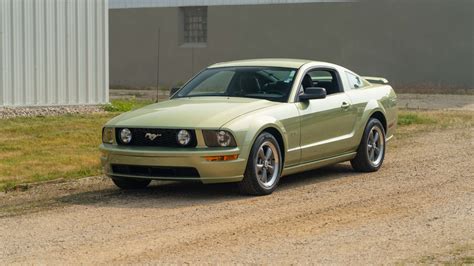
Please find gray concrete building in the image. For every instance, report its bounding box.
[109,0,474,90]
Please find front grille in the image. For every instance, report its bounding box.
[112,164,200,178]
[115,128,197,147]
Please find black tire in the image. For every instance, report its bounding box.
[351,118,386,172]
[238,132,282,196]
[111,176,151,189]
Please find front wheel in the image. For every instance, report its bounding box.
[238,132,282,195]
[351,118,386,172]
[111,176,151,189]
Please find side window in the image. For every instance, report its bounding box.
[346,72,364,89]
[304,69,342,95]
[309,70,333,82]
[189,71,234,95]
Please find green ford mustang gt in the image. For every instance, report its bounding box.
[100,59,397,195]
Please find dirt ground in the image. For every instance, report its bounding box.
[0,125,472,264]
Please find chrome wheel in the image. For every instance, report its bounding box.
[254,141,280,188]
[367,126,384,167]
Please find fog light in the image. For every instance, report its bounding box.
[177,129,191,146]
[120,128,132,144]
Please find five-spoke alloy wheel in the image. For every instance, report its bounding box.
[255,141,280,188]
[351,118,386,172]
[239,132,282,195]
[367,125,385,167]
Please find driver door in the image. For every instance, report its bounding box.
[297,68,357,163]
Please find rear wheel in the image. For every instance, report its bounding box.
[351,118,386,172]
[111,176,151,189]
[238,132,282,195]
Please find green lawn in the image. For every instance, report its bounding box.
[0,113,115,191]
[0,99,152,191]
[0,105,472,191]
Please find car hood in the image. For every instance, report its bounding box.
[106,97,279,128]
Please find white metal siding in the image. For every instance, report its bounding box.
[109,0,350,9]
[0,0,109,107]
[0,1,3,106]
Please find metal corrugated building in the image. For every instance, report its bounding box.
[0,0,109,107]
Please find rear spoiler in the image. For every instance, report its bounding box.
[363,76,389,85]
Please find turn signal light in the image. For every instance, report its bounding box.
[204,154,239,161]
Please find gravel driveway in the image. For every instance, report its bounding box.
[0,126,472,264]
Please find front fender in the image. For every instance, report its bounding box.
[221,115,289,162]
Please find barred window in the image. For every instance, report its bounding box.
[182,7,207,44]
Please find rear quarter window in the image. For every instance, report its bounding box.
[346,72,365,89]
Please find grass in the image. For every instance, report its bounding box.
[398,110,473,128]
[0,99,155,191]
[396,110,473,140]
[0,114,115,191]
[103,98,154,112]
[415,243,474,264]
[398,112,436,126]
[0,101,472,191]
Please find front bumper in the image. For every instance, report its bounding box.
[99,144,247,184]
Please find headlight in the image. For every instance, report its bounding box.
[120,128,132,144]
[203,130,237,147]
[177,129,191,146]
[102,127,114,144]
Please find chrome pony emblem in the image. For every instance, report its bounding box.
[145,133,162,141]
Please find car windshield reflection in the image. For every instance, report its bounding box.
[174,67,298,102]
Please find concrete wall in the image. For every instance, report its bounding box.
[0,0,109,107]
[109,0,474,89]
[110,0,349,9]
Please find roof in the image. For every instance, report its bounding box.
[109,0,351,9]
[208,58,315,69]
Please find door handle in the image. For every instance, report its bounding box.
[341,102,351,109]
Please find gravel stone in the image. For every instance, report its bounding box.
[0,105,105,119]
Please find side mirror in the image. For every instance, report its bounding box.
[299,87,326,101]
[169,87,180,98]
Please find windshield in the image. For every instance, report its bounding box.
[174,67,298,102]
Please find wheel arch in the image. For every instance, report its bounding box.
[260,126,286,167]
[361,98,388,133]
[369,111,387,133]
[351,103,388,150]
